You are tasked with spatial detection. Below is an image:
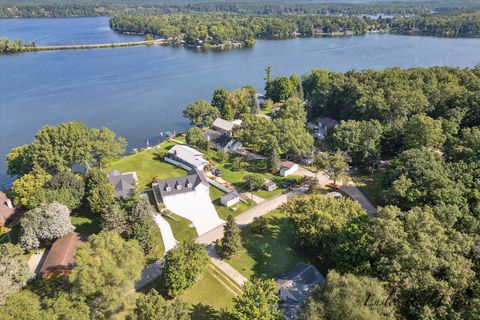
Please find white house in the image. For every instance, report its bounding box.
[280,161,299,177]
[152,168,224,235]
[166,144,209,171]
[264,180,278,191]
[220,192,240,207]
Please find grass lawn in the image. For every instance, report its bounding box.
[351,169,385,206]
[209,187,251,220]
[70,208,101,236]
[105,140,187,190]
[204,150,295,200]
[226,210,311,280]
[164,212,197,242]
[180,263,239,312]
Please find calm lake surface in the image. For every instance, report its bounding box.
[1,17,480,186]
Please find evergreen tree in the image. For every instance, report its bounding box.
[220,215,242,258]
[267,148,281,174]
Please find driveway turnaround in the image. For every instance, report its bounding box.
[153,213,177,252]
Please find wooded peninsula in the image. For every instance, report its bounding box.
[110,12,480,49]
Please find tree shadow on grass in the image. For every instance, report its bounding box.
[240,216,309,279]
[190,303,221,320]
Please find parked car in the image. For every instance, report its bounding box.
[214,169,222,177]
[282,180,296,188]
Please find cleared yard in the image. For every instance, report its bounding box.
[226,210,311,280]
[105,140,187,189]
[180,263,240,312]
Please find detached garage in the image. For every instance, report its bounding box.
[220,192,240,207]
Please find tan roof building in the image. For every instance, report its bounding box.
[39,232,85,279]
[0,192,20,227]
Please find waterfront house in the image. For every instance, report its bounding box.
[264,180,278,191]
[107,170,138,199]
[166,144,209,171]
[39,232,85,279]
[220,192,240,207]
[204,129,243,153]
[280,161,299,177]
[152,168,224,235]
[212,118,242,137]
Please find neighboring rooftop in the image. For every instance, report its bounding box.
[39,232,85,277]
[0,192,20,227]
[167,144,208,169]
[318,117,339,128]
[276,263,324,303]
[220,191,239,202]
[153,168,209,200]
[213,118,235,132]
[107,170,138,198]
[281,161,297,169]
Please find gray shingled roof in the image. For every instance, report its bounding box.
[221,192,239,202]
[107,170,137,198]
[153,168,209,200]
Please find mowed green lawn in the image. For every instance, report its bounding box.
[203,150,295,200]
[226,210,310,280]
[209,187,251,220]
[180,263,240,314]
[105,140,187,190]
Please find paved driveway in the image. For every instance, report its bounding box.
[153,213,177,251]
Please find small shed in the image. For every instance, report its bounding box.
[279,161,299,177]
[264,180,278,192]
[220,192,240,207]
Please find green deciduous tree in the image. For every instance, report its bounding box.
[89,127,127,168]
[298,271,395,320]
[0,291,47,320]
[268,76,293,102]
[186,127,208,150]
[12,166,51,207]
[160,241,209,298]
[244,173,264,191]
[331,120,383,170]
[231,278,282,320]
[284,195,366,255]
[27,187,80,210]
[325,150,349,187]
[69,231,144,318]
[183,100,220,127]
[44,293,90,320]
[19,202,74,250]
[6,144,32,176]
[0,244,29,304]
[403,113,445,150]
[127,289,190,320]
[220,215,242,258]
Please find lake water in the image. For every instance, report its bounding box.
[1,17,479,186]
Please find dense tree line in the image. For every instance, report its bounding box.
[110,13,371,48]
[2,0,480,18]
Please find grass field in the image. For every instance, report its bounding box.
[105,140,187,190]
[70,208,101,236]
[164,212,197,243]
[180,263,240,313]
[226,210,311,280]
